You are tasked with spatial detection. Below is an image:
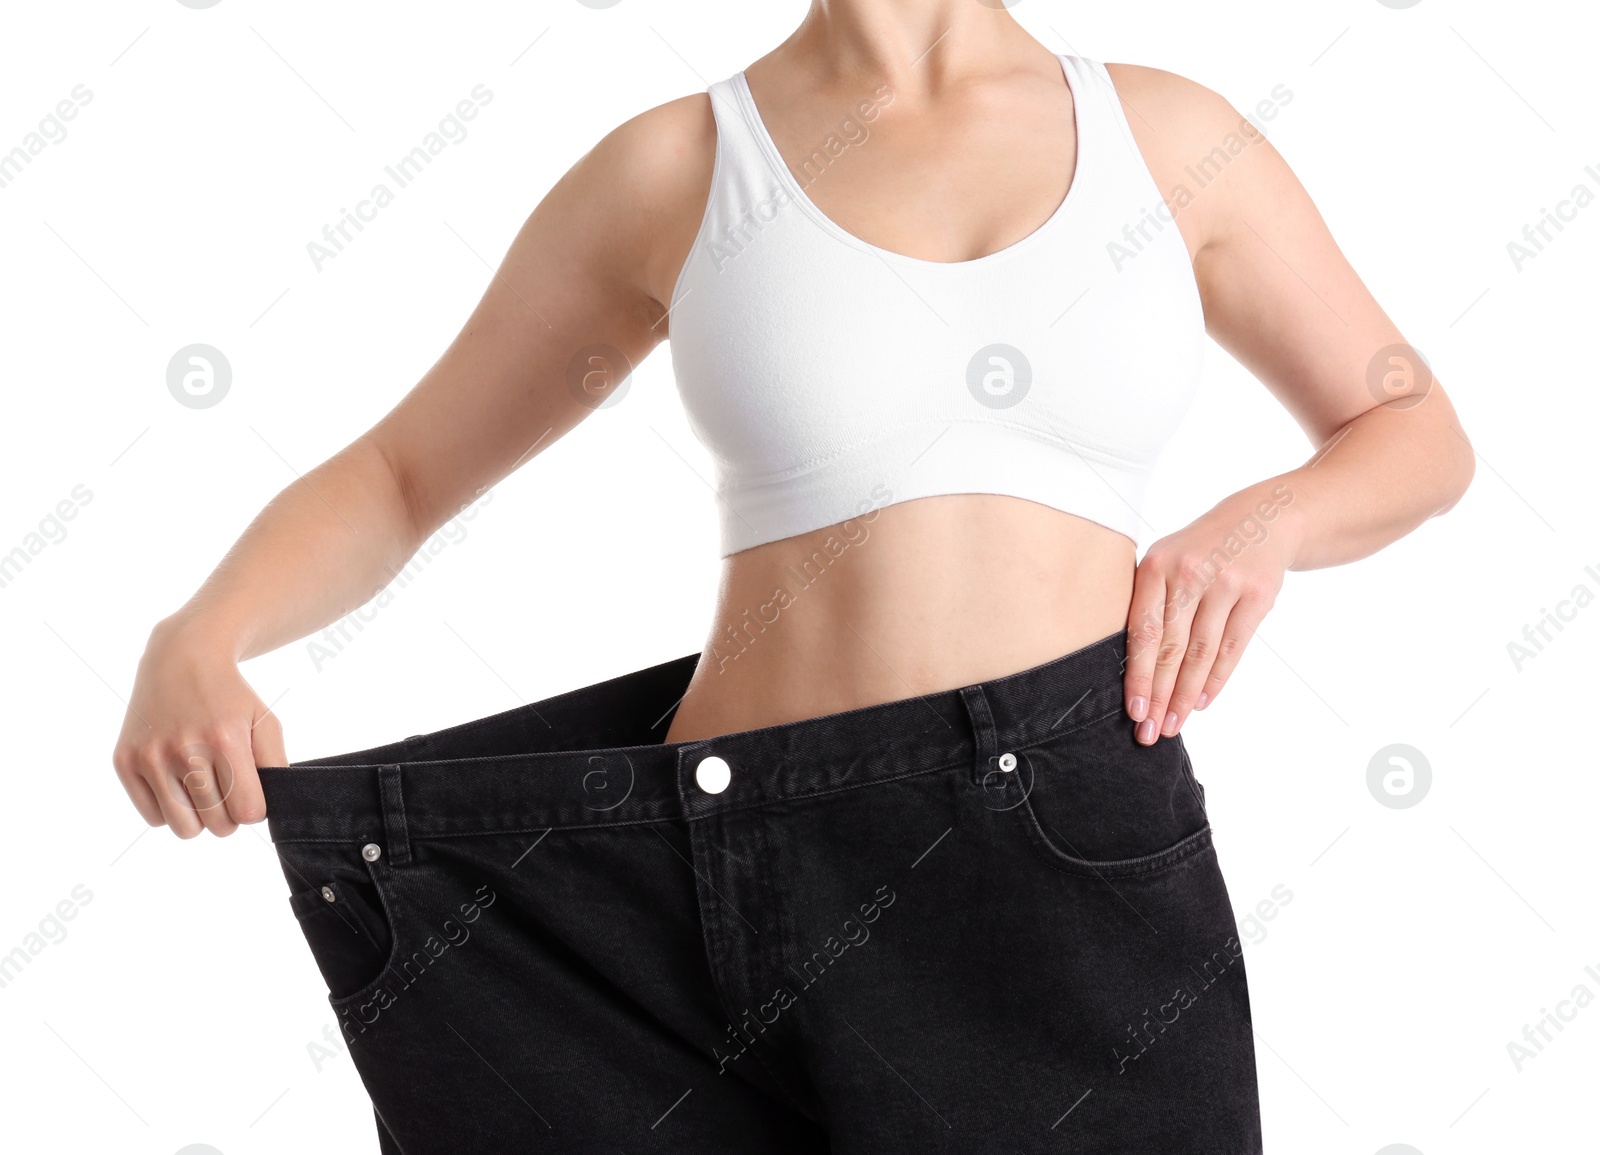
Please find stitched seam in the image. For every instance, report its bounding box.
[270,757,970,846]
[270,706,1132,844]
[732,57,1086,274]
[667,85,728,319]
[1025,812,1213,879]
[1178,743,1208,814]
[1014,702,1128,746]
[1092,57,1207,336]
[326,856,407,1012]
[721,414,1149,492]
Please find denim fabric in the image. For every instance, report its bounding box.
[259,630,1261,1153]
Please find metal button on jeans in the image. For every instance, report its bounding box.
[998,752,1018,772]
[362,843,382,862]
[695,755,731,794]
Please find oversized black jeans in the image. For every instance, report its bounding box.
[259,630,1262,1153]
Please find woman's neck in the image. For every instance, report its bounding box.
[780,0,1041,91]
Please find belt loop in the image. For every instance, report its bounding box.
[959,684,998,786]
[377,764,412,866]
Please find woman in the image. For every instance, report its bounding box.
[112,2,1473,1151]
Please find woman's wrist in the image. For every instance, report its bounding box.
[1205,477,1307,573]
[1263,474,1312,571]
[150,609,250,665]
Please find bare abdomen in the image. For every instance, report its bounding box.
[663,494,1135,742]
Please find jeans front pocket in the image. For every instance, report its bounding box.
[277,842,400,1002]
[979,710,1213,880]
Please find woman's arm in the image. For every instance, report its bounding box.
[1105,64,1475,743]
[112,94,715,836]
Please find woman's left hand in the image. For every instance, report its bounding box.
[1122,483,1301,745]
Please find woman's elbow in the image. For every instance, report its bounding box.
[1431,425,1477,517]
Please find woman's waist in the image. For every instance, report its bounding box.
[666,512,1135,742]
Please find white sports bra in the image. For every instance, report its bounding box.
[668,54,1205,558]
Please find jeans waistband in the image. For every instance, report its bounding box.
[259,629,1130,844]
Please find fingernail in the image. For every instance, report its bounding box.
[1163,710,1178,736]
[1129,696,1148,720]
[1136,717,1156,744]
[1195,691,1209,709]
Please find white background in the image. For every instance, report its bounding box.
[1,0,1596,1151]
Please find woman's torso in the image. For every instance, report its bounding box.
[648,46,1205,742]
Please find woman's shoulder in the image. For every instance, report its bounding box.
[1099,61,1261,144]
[531,90,716,305]
[576,91,716,204]
[1094,60,1296,251]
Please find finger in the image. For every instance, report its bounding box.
[1164,594,1237,735]
[113,749,166,826]
[232,704,287,826]
[140,749,205,839]
[178,748,239,837]
[1143,596,1197,747]
[252,704,288,769]
[1123,567,1169,723]
[1196,594,1273,710]
[218,725,267,826]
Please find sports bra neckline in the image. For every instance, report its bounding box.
[729,53,1089,271]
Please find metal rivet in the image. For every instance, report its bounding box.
[361,843,382,862]
[320,886,336,903]
[998,752,1018,773]
[695,754,731,795]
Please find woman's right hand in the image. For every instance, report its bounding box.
[111,616,285,839]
